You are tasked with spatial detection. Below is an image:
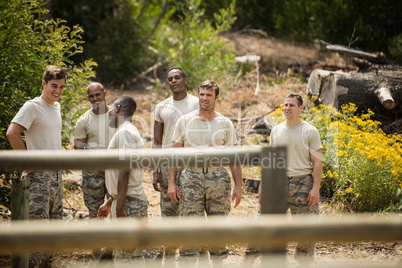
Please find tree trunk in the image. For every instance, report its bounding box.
[44,0,52,21]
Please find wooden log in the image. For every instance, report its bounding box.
[0,215,400,254]
[325,44,390,65]
[307,69,329,105]
[307,70,336,106]
[307,69,351,107]
[375,87,396,109]
[307,66,401,112]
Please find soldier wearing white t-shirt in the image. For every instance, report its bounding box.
[152,67,199,217]
[152,67,199,262]
[74,82,115,219]
[7,65,66,220]
[97,95,147,264]
[6,65,66,267]
[268,93,323,264]
[168,80,242,265]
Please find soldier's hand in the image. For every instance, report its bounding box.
[97,202,111,219]
[23,170,32,177]
[116,206,127,218]
[153,170,163,192]
[232,185,242,208]
[168,183,180,203]
[307,187,320,206]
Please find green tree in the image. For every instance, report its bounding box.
[153,0,237,91]
[0,0,96,208]
[233,0,402,62]
[52,0,165,86]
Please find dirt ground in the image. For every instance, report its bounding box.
[1,32,401,267]
[2,170,400,267]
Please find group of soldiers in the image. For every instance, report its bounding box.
[6,65,322,267]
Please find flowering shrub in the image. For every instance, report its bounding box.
[269,104,402,212]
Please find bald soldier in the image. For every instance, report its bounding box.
[74,82,115,218]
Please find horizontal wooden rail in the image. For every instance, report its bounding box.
[0,146,266,171]
[1,215,401,254]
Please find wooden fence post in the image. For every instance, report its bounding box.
[260,146,287,266]
[11,176,29,268]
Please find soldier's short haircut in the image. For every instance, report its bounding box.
[167,67,186,78]
[198,80,219,97]
[116,95,137,117]
[285,93,303,106]
[43,65,66,83]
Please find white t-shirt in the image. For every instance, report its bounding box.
[153,94,199,148]
[74,108,115,149]
[11,97,62,150]
[105,121,147,201]
[172,110,237,148]
[269,121,322,177]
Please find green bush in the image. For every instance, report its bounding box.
[389,33,402,63]
[52,0,157,86]
[0,0,96,208]
[234,0,402,63]
[152,0,237,91]
[306,104,402,212]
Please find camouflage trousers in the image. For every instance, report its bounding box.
[82,170,109,218]
[245,174,319,263]
[288,174,319,264]
[179,168,231,261]
[158,169,180,259]
[23,171,63,267]
[23,171,63,220]
[160,168,180,217]
[111,196,148,266]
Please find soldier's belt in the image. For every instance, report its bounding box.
[287,174,312,180]
[185,167,222,174]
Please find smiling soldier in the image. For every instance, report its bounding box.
[74,82,115,219]
[6,65,66,267]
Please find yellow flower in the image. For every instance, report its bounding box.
[337,150,347,157]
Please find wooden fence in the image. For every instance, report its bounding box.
[1,215,401,254]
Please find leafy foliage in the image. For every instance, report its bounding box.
[153,0,237,91]
[234,0,402,63]
[52,0,159,86]
[0,0,96,208]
